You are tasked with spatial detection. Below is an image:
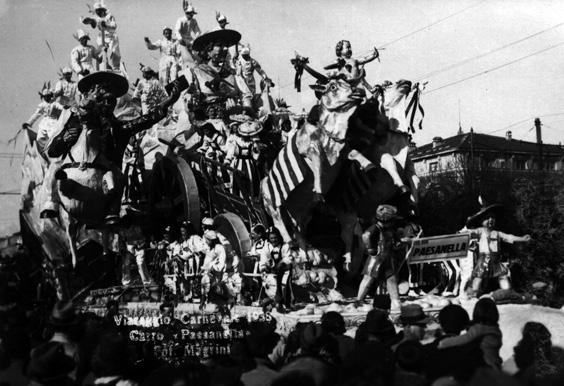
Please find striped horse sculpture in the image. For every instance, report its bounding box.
[260,74,366,245]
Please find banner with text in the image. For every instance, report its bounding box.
[408,233,470,264]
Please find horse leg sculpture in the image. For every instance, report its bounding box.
[337,211,361,271]
[307,141,324,200]
[380,153,409,195]
[65,218,79,268]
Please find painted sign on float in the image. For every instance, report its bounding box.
[408,233,470,264]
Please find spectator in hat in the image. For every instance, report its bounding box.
[53,67,78,108]
[320,311,355,361]
[394,341,427,386]
[439,297,502,369]
[26,342,75,386]
[47,300,83,380]
[144,27,181,85]
[70,29,101,78]
[240,323,280,386]
[355,308,400,347]
[89,332,136,386]
[133,65,168,114]
[394,304,430,349]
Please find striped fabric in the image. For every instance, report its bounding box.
[264,132,310,208]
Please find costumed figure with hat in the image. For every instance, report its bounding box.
[53,67,78,108]
[200,229,240,308]
[356,205,404,311]
[464,200,531,297]
[133,64,168,114]
[175,1,201,69]
[197,120,227,161]
[144,27,181,85]
[70,29,102,79]
[394,304,431,347]
[215,11,229,30]
[169,221,205,300]
[23,82,65,152]
[81,0,121,71]
[224,111,265,197]
[150,225,174,284]
[234,44,274,109]
[43,70,182,266]
[120,224,153,286]
[22,83,68,218]
[324,40,379,95]
[247,224,275,273]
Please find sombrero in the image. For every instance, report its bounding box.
[466,203,503,228]
[192,29,242,52]
[77,71,129,97]
[237,121,263,137]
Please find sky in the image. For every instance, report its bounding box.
[1,0,564,235]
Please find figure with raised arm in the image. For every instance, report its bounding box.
[81,0,121,71]
[70,29,101,79]
[175,1,201,69]
[144,27,181,85]
[324,40,379,93]
[235,46,273,109]
[464,203,531,297]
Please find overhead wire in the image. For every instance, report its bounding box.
[415,22,564,81]
[486,112,564,134]
[380,0,487,48]
[425,41,564,94]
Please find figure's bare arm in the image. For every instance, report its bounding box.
[144,38,159,50]
[498,231,532,243]
[357,47,380,65]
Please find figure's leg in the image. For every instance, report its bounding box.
[159,58,168,85]
[386,274,401,311]
[337,211,359,271]
[66,219,79,268]
[498,275,511,290]
[380,153,409,195]
[41,159,63,218]
[458,251,474,299]
[306,142,324,197]
[451,259,462,296]
[357,275,375,302]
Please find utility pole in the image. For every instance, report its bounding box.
[534,118,543,170]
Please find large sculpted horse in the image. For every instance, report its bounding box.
[330,80,424,271]
[261,76,365,244]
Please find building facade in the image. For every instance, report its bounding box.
[411,129,564,178]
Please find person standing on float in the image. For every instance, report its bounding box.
[70,29,101,78]
[53,67,78,108]
[464,204,531,296]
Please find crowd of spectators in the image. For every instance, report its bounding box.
[1,251,563,386]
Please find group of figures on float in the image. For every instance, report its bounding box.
[18,0,532,311]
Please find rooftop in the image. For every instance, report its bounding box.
[411,131,564,160]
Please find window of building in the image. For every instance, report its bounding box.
[429,162,438,173]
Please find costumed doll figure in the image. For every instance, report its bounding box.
[144,27,181,85]
[324,40,379,94]
[224,113,264,197]
[82,0,121,71]
[70,29,101,79]
[234,45,273,109]
[356,205,403,311]
[465,203,531,296]
[175,1,201,69]
[23,83,65,152]
[53,67,78,108]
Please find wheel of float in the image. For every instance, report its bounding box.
[149,155,201,231]
[213,212,251,259]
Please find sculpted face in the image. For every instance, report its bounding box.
[342,41,352,58]
[163,29,172,40]
[316,78,364,112]
[80,84,117,117]
[483,214,495,229]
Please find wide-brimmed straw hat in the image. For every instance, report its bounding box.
[397,304,431,326]
[375,205,398,222]
[77,71,129,97]
[49,300,79,327]
[466,203,503,228]
[237,121,263,137]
